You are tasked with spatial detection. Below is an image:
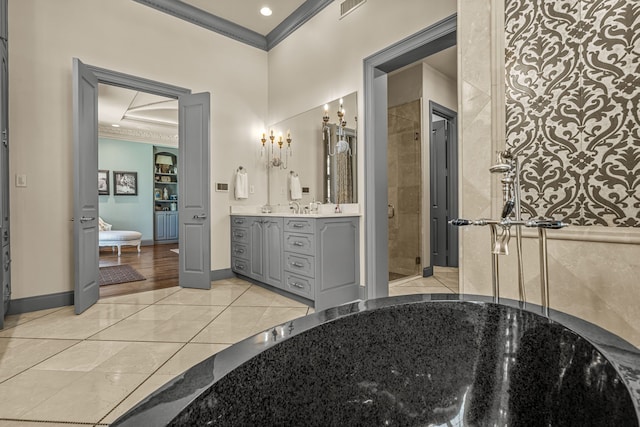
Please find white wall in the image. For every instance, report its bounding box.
[9,0,268,299]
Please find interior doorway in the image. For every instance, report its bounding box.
[363,15,458,301]
[429,102,458,269]
[73,59,211,314]
[97,85,180,298]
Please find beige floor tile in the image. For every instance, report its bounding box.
[34,341,181,374]
[48,304,146,320]
[0,370,85,419]
[0,338,80,383]
[388,286,454,296]
[98,286,181,305]
[155,343,229,376]
[20,371,149,423]
[231,285,308,308]
[157,282,251,306]
[0,421,88,427]
[101,373,175,424]
[2,307,66,329]
[307,307,315,315]
[192,306,307,344]
[393,276,443,287]
[0,304,145,340]
[90,305,225,342]
[0,316,120,340]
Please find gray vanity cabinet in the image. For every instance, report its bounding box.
[249,217,284,287]
[232,215,359,311]
[231,216,283,288]
[230,217,250,275]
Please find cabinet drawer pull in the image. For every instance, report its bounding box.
[291,261,304,268]
[235,263,245,270]
[233,219,245,224]
[292,241,304,247]
[289,281,304,289]
[293,223,305,228]
[234,248,245,255]
[233,231,245,238]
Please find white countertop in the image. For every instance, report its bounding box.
[230,204,361,218]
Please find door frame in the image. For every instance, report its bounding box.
[429,101,458,269]
[363,15,457,300]
[74,61,202,311]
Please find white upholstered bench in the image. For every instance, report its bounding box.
[98,218,142,256]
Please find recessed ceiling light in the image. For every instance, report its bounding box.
[111,124,120,127]
[260,7,272,16]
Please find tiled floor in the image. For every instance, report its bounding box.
[388,266,459,296]
[0,278,313,426]
[0,270,457,426]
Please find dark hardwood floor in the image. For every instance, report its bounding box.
[99,243,179,299]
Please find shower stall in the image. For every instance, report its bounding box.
[387,100,422,281]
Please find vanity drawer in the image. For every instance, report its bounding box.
[284,232,315,256]
[284,251,315,278]
[283,272,314,299]
[231,216,250,226]
[231,257,249,274]
[231,227,249,244]
[284,218,314,234]
[231,242,249,260]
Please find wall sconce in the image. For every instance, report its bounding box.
[323,99,351,156]
[261,129,292,169]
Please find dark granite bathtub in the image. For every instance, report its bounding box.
[112,294,640,426]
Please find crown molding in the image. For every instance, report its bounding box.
[266,0,334,50]
[99,124,178,147]
[132,0,334,51]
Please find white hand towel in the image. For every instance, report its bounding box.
[290,175,302,200]
[235,171,248,200]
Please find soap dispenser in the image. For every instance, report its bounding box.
[310,198,319,214]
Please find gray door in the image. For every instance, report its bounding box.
[431,120,448,267]
[72,58,100,314]
[178,92,211,289]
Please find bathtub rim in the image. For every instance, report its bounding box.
[111,293,640,426]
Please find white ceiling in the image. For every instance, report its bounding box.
[181,0,307,35]
[98,84,179,146]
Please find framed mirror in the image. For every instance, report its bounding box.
[267,92,357,206]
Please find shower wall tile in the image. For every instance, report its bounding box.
[549,238,640,347]
[458,0,493,95]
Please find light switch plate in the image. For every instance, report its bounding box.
[15,174,27,187]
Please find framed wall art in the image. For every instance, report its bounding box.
[98,169,109,195]
[113,171,138,196]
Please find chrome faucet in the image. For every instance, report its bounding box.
[289,201,301,214]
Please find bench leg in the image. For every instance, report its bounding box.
[137,242,141,253]
[117,244,122,257]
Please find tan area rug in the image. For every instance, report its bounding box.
[99,265,146,286]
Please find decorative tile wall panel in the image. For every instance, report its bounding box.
[505,0,639,226]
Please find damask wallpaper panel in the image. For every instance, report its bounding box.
[505,0,639,227]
